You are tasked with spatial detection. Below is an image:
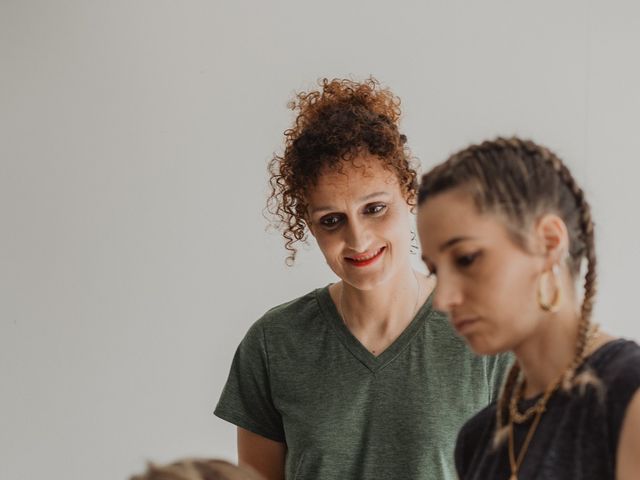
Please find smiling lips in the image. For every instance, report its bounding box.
[345,246,386,267]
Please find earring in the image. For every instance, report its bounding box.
[537,264,562,312]
[409,230,418,255]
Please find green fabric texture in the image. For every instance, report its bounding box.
[215,286,512,480]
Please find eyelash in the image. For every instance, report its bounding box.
[365,203,387,215]
[318,204,387,230]
[455,252,480,268]
[320,215,343,229]
[425,251,480,276]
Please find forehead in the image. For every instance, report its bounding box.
[419,188,478,223]
[418,188,512,250]
[308,156,400,201]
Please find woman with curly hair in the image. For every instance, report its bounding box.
[215,78,511,480]
[416,137,640,479]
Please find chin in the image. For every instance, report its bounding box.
[342,275,387,291]
[339,266,395,291]
[465,335,508,356]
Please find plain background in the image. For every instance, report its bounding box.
[2,1,639,478]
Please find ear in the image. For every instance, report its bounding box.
[534,214,569,270]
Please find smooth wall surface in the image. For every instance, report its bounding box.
[2,1,639,478]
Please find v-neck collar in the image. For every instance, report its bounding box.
[316,284,435,373]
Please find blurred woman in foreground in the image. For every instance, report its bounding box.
[417,137,640,479]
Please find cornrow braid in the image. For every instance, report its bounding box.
[494,362,521,449]
[418,136,598,446]
[509,138,597,386]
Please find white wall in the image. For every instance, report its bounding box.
[2,1,639,478]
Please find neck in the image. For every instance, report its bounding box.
[335,264,424,333]
[513,306,581,398]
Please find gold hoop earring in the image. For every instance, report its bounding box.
[537,264,562,312]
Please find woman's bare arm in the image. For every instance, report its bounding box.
[616,390,640,479]
[237,427,286,480]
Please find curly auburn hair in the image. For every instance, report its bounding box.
[267,77,417,264]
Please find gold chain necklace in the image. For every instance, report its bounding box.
[507,404,545,480]
[507,324,600,479]
[508,373,561,425]
[507,376,559,479]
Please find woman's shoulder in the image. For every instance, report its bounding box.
[261,288,323,321]
[588,338,640,387]
[246,286,329,338]
[575,338,640,461]
[576,338,640,430]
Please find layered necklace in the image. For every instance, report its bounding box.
[505,323,600,480]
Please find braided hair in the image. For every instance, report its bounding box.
[417,137,597,444]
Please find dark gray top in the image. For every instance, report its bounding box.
[215,286,512,480]
[455,338,640,480]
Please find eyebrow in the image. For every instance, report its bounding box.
[309,191,391,215]
[438,236,475,252]
[421,236,476,265]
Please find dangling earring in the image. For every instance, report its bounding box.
[537,264,562,312]
[409,229,418,255]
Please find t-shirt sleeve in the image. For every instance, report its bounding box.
[604,341,640,454]
[487,351,514,403]
[214,320,285,443]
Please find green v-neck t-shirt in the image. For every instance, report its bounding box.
[214,286,511,480]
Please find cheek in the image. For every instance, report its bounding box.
[314,233,342,259]
[481,257,539,323]
[380,209,411,242]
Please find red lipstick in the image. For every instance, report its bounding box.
[345,247,386,267]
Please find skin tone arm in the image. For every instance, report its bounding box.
[616,390,640,480]
[237,427,286,480]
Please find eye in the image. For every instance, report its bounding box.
[319,214,344,230]
[364,203,387,215]
[455,251,481,268]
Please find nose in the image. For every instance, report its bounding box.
[344,217,371,253]
[432,272,463,314]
